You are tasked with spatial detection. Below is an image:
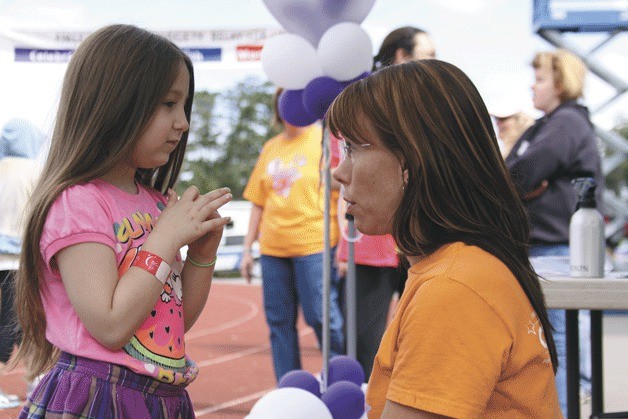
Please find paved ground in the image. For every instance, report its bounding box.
[1,279,627,418]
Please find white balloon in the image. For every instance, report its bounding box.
[317,22,373,82]
[261,33,324,90]
[246,388,333,419]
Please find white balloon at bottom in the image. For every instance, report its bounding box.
[246,388,333,419]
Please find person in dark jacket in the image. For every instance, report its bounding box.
[506,49,604,415]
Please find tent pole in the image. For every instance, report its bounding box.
[321,120,331,394]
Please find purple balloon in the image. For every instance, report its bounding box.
[277,369,321,398]
[262,0,376,47]
[321,380,365,419]
[278,89,318,127]
[302,76,345,120]
[328,355,365,386]
[342,71,370,88]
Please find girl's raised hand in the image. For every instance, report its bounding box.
[154,186,232,253]
[186,188,234,262]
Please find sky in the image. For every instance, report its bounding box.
[0,0,627,133]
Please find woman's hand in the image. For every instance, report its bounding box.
[335,249,348,278]
[522,180,549,201]
[240,251,255,283]
[336,261,347,278]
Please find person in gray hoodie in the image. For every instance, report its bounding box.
[0,118,45,408]
[506,49,603,416]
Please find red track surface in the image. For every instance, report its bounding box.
[0,282,324,418]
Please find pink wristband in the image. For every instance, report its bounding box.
[132,250,171,285]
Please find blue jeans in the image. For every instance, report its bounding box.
[530,244,591,415]
[260,250,345,381]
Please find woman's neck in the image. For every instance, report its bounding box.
[283,124,307,139]
[542,98,562,115]
[406,254,426,267]
[501,143,515,159]
[501,134,519,155]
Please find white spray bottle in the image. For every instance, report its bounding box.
[569,177,605,278]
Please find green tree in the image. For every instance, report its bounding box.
[176,90,221,194]
[605,123,628,195]
[214,78,280,198]
[177,77,280,199]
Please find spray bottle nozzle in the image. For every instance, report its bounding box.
[572,177,597,209]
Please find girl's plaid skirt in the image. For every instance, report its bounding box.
[20,352,194,418]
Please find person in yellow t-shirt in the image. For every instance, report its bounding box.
[240,89,343,382]
[329,60,561,418]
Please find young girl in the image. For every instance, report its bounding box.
[13,24,232,418]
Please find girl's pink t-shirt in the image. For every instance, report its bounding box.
[39,179,197,385]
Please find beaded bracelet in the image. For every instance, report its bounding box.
[186,254,217,268]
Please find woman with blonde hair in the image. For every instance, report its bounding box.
[506,48,603,415]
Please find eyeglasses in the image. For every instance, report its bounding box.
[340,142,372,161]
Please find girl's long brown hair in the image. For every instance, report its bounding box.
[328,59,558,372]
[13,24,195,379]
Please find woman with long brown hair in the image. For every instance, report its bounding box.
[329,60,560,418]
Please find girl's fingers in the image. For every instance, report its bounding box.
[189,187,230,211]
[199,216,231,234]
[201,187,231,203]
[166,188,178,207]
[197,191,232,220]
[189,187,229,205]
[181,185,200,202]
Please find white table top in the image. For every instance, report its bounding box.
[530,255,628,310]
[540,275,628,310]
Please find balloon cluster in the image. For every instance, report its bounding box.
[247,355,367,419]
[261,0,376,126]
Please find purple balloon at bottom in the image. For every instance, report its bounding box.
[328,355,365,386]
[321,380,365,419]
[278,89,318,127]
[302,76,345,120]
[277,369,321,398]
